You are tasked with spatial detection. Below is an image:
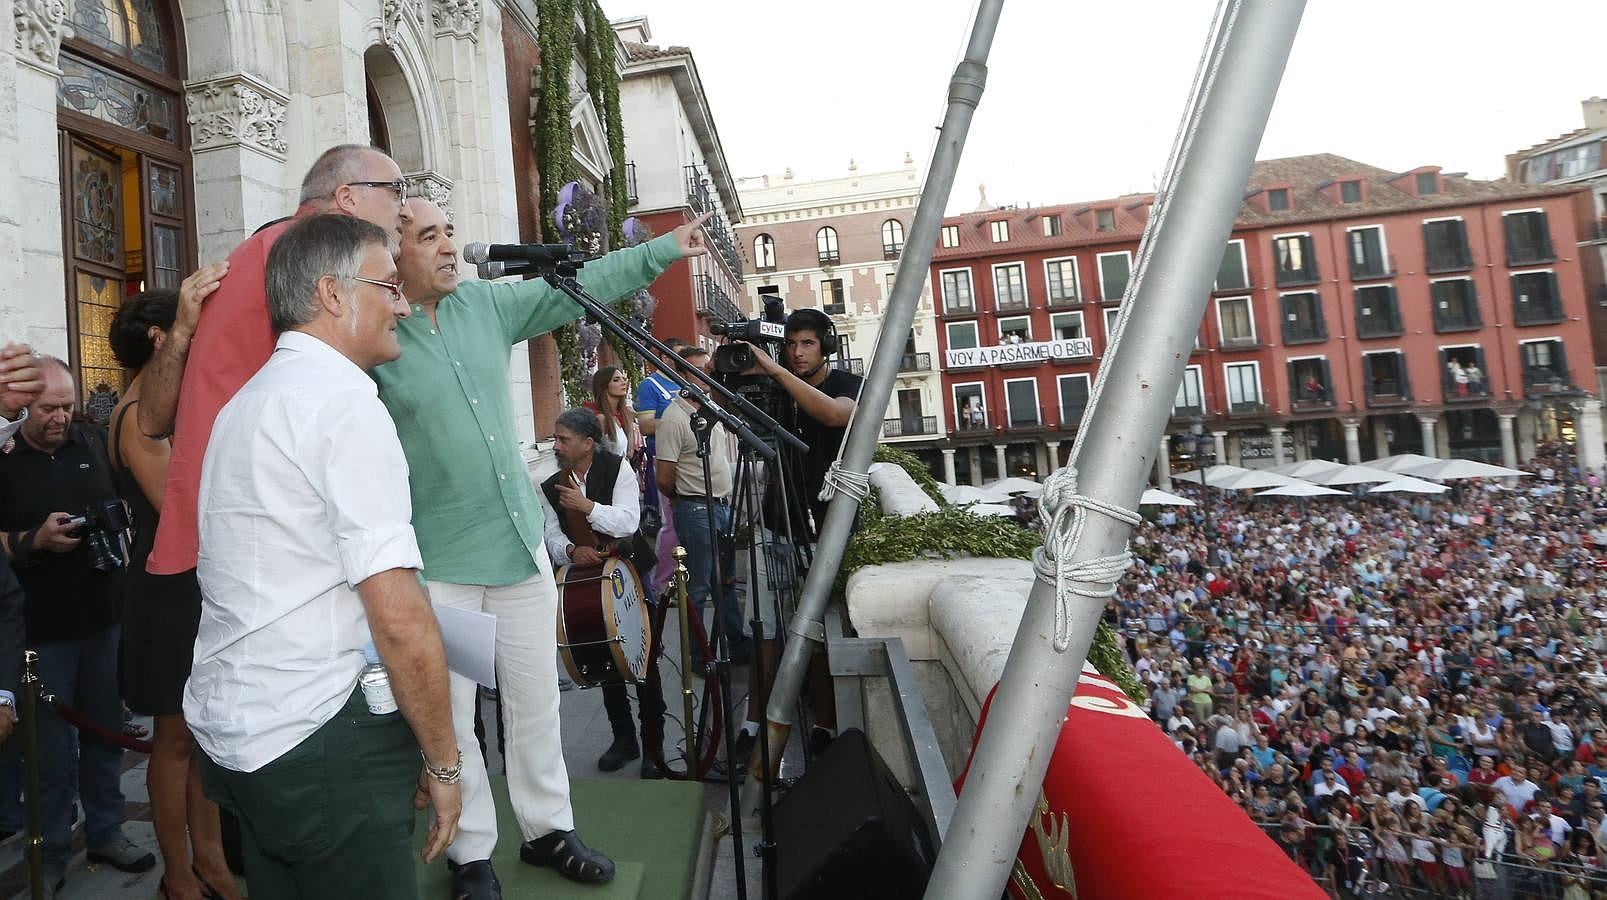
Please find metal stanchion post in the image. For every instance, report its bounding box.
[21,649,44,900]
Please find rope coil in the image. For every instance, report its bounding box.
[1032,466,1141,652]
[819,460,872,504]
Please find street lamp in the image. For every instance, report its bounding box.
[1189,420,1217,563]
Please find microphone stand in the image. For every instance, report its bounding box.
[528,259,804,900]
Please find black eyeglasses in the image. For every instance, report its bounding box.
[347,180,409,201]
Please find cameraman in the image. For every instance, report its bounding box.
[0,357,154,894]
[737,308,861,536]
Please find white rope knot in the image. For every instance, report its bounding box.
[1031,466,1141,653]
[819,460,872,504]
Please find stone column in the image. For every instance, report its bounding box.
[1045,440,1061,473]
[185,74,293,261]
[1155,435,1172,490]
[6,1,73,355]
[1269,427,1288,466]
[1498,413,1519,470]
[1579,400,1606,475]
[1417,414,1439,459]
[1212,430,1228,466]
[1293,426,1310,462]
[1372,423,1390,461]
[942,448,958,486]
[1342,418,1362,464]
[968,447,983,486]
[994,444,1008,481]
[1436,421,1453,460]
[1517,408,1538,463]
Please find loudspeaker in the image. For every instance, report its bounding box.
[773,727,935,900]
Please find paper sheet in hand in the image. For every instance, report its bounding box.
[433,604,498,687]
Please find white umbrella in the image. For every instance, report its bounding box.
[1368,478,1450,495]
[1215,469,1302,491]
[1402,458,1528,480]
[980,476,1045,501]
[1140,488,1197,507]
[1374,453,1442,474]
[1254,482,1349,498]
[1171,464,1250,487]
[1268,459,1347,479]
[941,483,992,504]
[1302,464,1399,486]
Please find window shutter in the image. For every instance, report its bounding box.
[1504,214,1524,263]
[1364,358,1376,401]
[1400,353,1413,400]
[1314,294,1328,341]
[1439,349,1451,397]
[1319,359,1332,402]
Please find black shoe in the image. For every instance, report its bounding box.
[809,726,836,757]
[447,859,503,900]
[640,753,664,780]
[520,830,615,884]
[597,732,640,772]
[732,728,757,764]
[710,730,757,783]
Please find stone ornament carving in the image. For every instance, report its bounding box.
[13,0,73,72]
[406,171,455,221]
[185,73,289,160]
[381,0,426,48]
[431,0,482,40]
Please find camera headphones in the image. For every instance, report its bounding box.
[785,307,840,356]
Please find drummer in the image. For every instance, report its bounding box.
[539,409,666,777]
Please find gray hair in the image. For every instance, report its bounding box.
[554,408,602,443]
[299,144,386,204]
[265,214,392,332]
[37,355,72,377]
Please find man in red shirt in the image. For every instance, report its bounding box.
[136,144,411,574]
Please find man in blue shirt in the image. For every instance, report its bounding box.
[635,339,687,596]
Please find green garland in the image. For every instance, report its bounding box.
[533,0,575,232]
[840,502,1145,702]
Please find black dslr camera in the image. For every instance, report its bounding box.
[66,499,133,574]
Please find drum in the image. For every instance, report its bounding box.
[556,556,651,687]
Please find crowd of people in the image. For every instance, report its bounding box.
[1120,443,1607,897]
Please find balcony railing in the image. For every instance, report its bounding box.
[883,243,902,260]
[625,161,639,205]
[695,274,742,324]
[1228,399,1267,415]
[1348,253,1396,281]
[1274,266,1319,288]
[829,357,865,376]
[1524,365,1572,397]
[897,352,931,373]
[818,250,840,266]
[1587,220,1607,242]
[1426,247,1473,273]
[1507,239,1555,266]
[882,416,937,438]
[1003,407,1047,431]
[1366,379,1411,406]
[1442,377,1491,403]
[683,164,712,214]
[1290,383,1334,412]
[955,410,991,432]
[703,212,743,278]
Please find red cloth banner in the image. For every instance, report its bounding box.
[956,670,1325,899]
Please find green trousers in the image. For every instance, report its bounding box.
[199,686,422,900]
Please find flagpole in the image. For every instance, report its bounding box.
[740,0,1008,814]
[921,2,1306,897]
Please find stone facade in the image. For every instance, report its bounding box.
[1,0,542,441]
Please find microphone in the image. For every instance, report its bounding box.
[476,260,539,280]
[462,242,579,266]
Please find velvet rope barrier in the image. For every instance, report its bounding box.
[40,695,153,755]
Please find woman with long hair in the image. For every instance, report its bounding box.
[586,366,641,461]
[109,279,240,900]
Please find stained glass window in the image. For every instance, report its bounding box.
[71,144,120,265]
[58,55,178,142]
[71,0,168,73]
[149,162,179,215]
[75,270,125,418]
[151,224,181,288]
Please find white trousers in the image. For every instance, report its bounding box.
[429,560,573,864]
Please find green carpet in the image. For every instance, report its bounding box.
[415,776,705,900]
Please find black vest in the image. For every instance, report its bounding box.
[541,449,627,549]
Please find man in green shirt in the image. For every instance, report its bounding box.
[381,198,709,896]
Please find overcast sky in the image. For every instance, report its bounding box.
[613,0,1606,215]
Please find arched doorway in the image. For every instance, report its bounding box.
[55,0,194,421]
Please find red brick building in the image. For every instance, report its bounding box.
[930,154,1601,486]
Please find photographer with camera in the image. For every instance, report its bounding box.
[0,356,154,896]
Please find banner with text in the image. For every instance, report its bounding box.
[946,338,1094,369]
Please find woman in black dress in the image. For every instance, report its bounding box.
[109,278,238,900]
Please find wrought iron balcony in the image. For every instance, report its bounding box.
[818,250,841,266]
[897,352,931,373]
[683,165,713,214]
[702,212,743,278]
[1524,365,1573,398]
[625,161,638,205]
[1274,265,1319,288]
[695,274,742,324]
[882,416,937,438]
[883,243,902,260]
[1425,247,1473,274]
[1507,239,1555,266]
[955,410,991,432]
[829,358,865,376]
[1290,383,1334,412]
[1348,253,1396,282]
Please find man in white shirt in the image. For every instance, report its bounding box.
[186,214,460,899]
[1493,766,1542,816]
[538,408,665,778]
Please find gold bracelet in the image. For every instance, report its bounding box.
[423,750,464,785]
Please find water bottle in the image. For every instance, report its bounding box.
[359,642,398,715]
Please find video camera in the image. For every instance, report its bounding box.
[65,499,132,574]
[709,294,787,376]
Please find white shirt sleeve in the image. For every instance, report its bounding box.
[304,391,423,585]
[0,408,24,446]
[541,483,571,566]
[587,459,641,539]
